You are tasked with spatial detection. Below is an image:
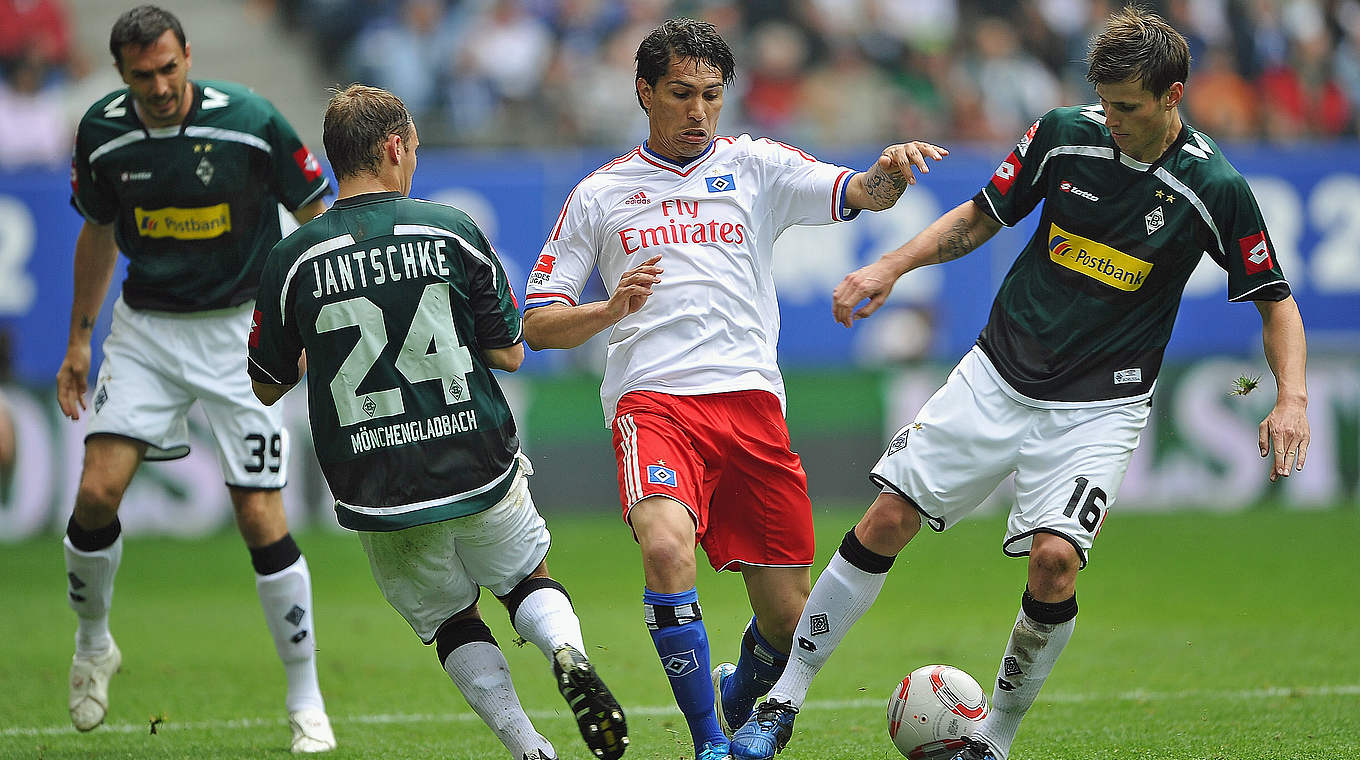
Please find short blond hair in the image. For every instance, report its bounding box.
[322,84,413,180]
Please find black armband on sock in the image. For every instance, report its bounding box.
[1022,588,1078,625]
[503,576,571,626]
[837,529,896,574]
[66,515,121,552]
[249,533,301,575]
[434,616,498,667]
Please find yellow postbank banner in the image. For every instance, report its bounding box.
[1047,221,1152,291]
[134,203,231,240]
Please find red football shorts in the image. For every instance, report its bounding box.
[610,389,815,571]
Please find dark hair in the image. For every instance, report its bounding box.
[634,18,736,112]
[109,5,186,69]
[323,84,413,180]
[1087,5,1190,97]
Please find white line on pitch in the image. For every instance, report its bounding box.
[5,684,1358,738]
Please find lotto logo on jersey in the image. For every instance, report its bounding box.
[134,204,231,239]
[992,152,1020,195]
[249,309,263,348]
[1238,231,1273,274]
[293,146,323,182]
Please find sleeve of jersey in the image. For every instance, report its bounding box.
[1211,175,1291,302]
[247,248,303,386]
[263,102,330,211]
[461,229,523,349]
[753,137,860,229]
[973,113,1053,227]
[524,187,598,312]
[68,119,119,224]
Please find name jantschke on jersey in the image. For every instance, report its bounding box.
[70,80,329,312]
[525,135,860,426]
[249,192,524,531]
[972,104,1290,405]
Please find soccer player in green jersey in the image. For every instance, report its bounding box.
[249,84,628,760]
[732,8,1310,760]
[57,5,334,751]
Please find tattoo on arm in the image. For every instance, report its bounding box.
[862,165,908,208]
[935,219,976,264]
[79,315,94,331]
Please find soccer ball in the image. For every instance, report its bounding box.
[886,664,989,760]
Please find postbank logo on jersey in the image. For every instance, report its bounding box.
[1047,222,1152,291]
[134,203,231,240]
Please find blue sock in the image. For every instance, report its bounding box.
[722,617,789,728]
[643,587,726,752]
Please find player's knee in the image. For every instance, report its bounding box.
[1027,537,1080,587]
[860,495,921,551]
[639,532,696,581]
[73,481,124,524]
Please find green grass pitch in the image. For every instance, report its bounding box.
[2,505,1357,759]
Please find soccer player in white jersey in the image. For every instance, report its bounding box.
[732,8,1310,760]
[522,17,946,760]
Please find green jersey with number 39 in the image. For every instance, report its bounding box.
[249,192,524,531]
[973,104,1291,403]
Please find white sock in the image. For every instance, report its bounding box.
[64,535,122,656]
[444,641,554,758]
[768,550,889,707]
[256,555,325,713]
[511,587,585,662]
[974,608,1075,759]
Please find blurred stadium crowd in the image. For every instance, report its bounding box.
[3,0,1360,165]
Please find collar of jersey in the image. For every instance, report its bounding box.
[1115,123,1190,172]
[333,190,403,208]
[638,139,716,175]
[135,80,201,138]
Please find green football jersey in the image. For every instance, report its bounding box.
[249,192,524,531]
[973,104,1290,403]
[70,79,329,311]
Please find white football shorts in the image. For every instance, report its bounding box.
[871,346,1151,566]
[358,469,551,643]
[87,297,288,489]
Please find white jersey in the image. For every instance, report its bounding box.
[526,135,860,426]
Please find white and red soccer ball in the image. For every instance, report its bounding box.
[886,664,989,760]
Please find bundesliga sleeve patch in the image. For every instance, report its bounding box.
[249,309,263,348]
[528,253,555,286]
[992,152,1020,195]
[1238,231,1273,274]
[292,147,322,182]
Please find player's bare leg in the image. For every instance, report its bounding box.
[715,566,808,734]
[962,533,1080,760]
[230,486,334,753]
[64,435,142,731]
[733,493,918,759]
[631,497,728,758]
[498,561,628,760]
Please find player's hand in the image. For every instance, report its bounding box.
[833,260,899,327]
[606,254,663,322]
[1258,399,1309,482]
[56,344,92,421]
[877,141,949,187]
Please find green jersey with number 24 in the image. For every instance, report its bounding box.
[249,191,524,531]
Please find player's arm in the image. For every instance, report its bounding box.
[291,197,326,225]
[833,199,1002,327]
[56,221,120,420]
[252,380,294,406]
[1255,295,1309,481]
[845,141,950,211]
[483,344,525,372]
[523,254,663,350]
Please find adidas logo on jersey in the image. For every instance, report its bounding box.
[624,191,650,205]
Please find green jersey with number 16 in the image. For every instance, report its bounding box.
[249,192,524,531]
[973,104,1290,404]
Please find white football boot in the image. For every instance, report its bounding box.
[288,708,337,753]
[69,639,122,731]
